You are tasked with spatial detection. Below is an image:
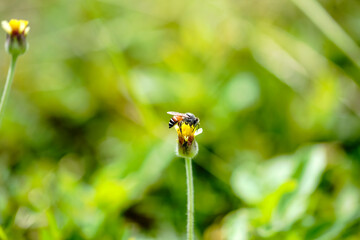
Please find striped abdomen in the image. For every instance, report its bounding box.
[169,116,183,128]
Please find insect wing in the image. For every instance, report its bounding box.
[167,111,186,117]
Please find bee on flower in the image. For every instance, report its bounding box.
[168,112,203,158]
[1,19,30,56]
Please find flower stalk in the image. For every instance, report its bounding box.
[185,157,194,240]
[0,55,17,125]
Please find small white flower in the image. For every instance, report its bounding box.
[1,19,30,56]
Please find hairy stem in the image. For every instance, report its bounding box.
[0,55,18,126]
[185,157,194,240]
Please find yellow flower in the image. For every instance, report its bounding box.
[1,19,30,36]
[174,120,203,158]
[1,19,30,56]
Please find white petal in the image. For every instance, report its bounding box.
[1,21,12,34]
[19,21,26,33]
[24,26,30,35]
[195,128,203,136]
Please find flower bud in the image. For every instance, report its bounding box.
[176,137,199,158]
[1,19,30,56]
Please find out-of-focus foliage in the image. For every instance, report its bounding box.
[0,0,360,239]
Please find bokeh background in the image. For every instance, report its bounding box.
[1,0,360,239]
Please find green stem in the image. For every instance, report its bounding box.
[0,55,18,126]
[185,157,194,240]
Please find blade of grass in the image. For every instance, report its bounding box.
[260,23,360,118]
[291,0,360,69]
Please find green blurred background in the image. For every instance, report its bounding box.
[1,0,360,239]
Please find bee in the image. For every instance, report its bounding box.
[167,111,200,129]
